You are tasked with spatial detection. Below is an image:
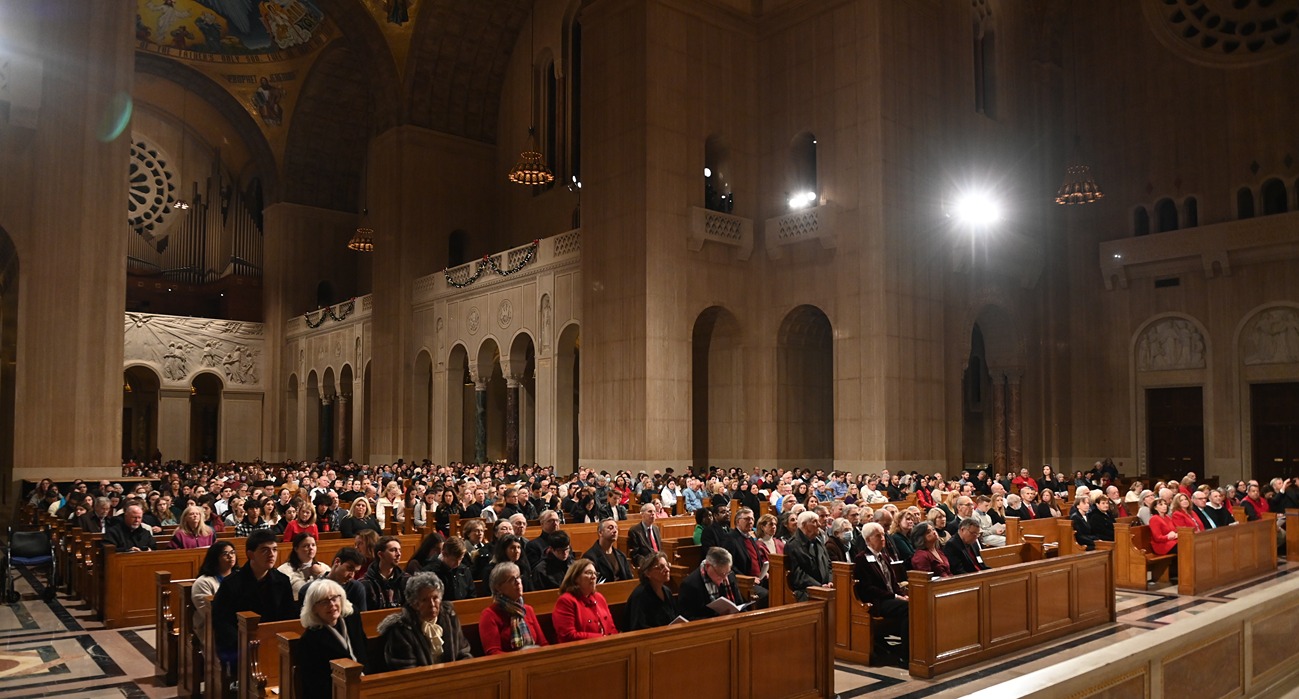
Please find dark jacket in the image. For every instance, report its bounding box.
[424,557,476,601]
[699,523,729,551]
[942,536,989,576]
[530,554,572,591]
[104,522,156,551]
[1197,505,1234,529]
[677,566,743,620]
[211,565,295,653]
[376,604,472,672]
[340,515,380,538]
[364,563,410,610]
[722,529,769,582]
[626,522,663,565]
[624,580,679,630]
[783,530,832,600]
[299,577,367,614]
[582,542,633,582]
[1087,508,1116,542]
[852,547,906,607]
[297,614,369,697]
[1072,512,1098,550]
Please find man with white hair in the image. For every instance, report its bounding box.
[784,510,833,601]
[853,521,909,667]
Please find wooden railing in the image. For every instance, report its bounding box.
[1174,515,1278,596]
[906,549,1115,678]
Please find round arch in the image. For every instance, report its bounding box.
[692,306,744,470]
[189,372,224,462]
[1130,312,1212,480]
[124,365,162,462]
[412,349,434,462]
[777,305,833,467]
[1234,302,1299,483]
[555,322,581,473]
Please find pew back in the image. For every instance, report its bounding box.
[1176,516,1278,596]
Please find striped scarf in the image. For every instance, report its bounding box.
[493,594,535,651]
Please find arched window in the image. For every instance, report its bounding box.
[1261,178,1288,215]
[1133,206,1150,236]
[703,135,733,213]
[1154,198,1178,233]
[973,1,995,117]
[448,230,468,268]
[1183,196,1198,228]
[788,132,817,209]
[1237,187,1255,219]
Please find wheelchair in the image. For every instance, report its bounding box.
[2,526,58,604]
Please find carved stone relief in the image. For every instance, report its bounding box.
[540,294,552,356]
[497,299,513,329]
[467,306,481,335]
[125,313,264,386]
[1136,318,1206,372]
[1244,307,1299,366]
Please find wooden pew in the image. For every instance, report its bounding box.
[1111,520,1177,590]
[177,579,202,699]
[325,596,834,699]
[980,536,1048,568]
[250,579,642,699]
[101,544,204,627]
[155,571,193,686]
[1003,516,1065,554]
[1174,515,1278,596]
[1288,509,1298,561]
[907,548,1115,678]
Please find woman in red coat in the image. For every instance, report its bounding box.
[1169,493,1203,533]
[478,562,548,654]
[1148,498,1179,555]
[552,559,619,643]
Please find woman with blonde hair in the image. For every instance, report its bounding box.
[341,496,380,537]
[170,504,215,549]
[756,513,784,555]
[296,579,368,697]
[925,507,952,546]
[377,481,405,528]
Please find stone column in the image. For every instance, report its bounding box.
[505,375,521,467]
[991,374,1007,474]
[337,394,351,461]
[474,378,488,464]
[1007,374,1023,474]
[319,396,334,461]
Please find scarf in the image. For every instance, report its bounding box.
[421,620,445,659]
[324,619,356,661]
[493,594,535,650]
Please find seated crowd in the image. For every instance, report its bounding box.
[26,456,1299,685]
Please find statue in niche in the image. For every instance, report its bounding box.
[436,317,445,355]
[162,342,188,381]
[355,337,362,363]
[1136,318,1205,371]
[540,294,552,355]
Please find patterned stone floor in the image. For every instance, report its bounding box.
[0,557,1294,698]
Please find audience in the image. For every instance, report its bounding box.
[376,573,472,671]
[852,522,909,668]
[1071,496,1098,551]
[170,504,216,549]
[531,530,574,590]
[365,535,410,610]
[280,502,318,543]
[1148,498,1179,557]
[678,547,744,620]
[278,532,329,600]
[297,579,369,696]
[211,530,295,668]
[582,518,633,583]
[626,504,664,563]
[423,536,476,601]
[191,540,237,641]
[299,547,368,613]
[340,498,380,538]
[105,502,156,552]
[909,521,952,577]
[944,518,990,575]
[784,511,832,601]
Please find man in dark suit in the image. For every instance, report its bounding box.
[678,547,745,620]
[722,507,770,607]
[524,510,562,568]
[1192,490,1233,529]
[103,502,155,552]
[699,503,731,550]
[784,510,832,601]
[582,518,633,582]
[78,497,112,533]
[943,518,990,575]
[1071,497,1098,551]
[853,522,909,667]
[626,504,663,566]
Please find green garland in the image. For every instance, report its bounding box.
[304,298,356,328]
[445,240,539,289]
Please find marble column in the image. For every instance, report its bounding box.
[992,375,1007,474]
[319,396,334,461]
[337,394,351,461]
[1008,374,1023,474]
[474,378,488,464]
[505,375,521,467]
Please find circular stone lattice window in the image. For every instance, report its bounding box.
[1142,0,1299,67]
[127,134,180,241]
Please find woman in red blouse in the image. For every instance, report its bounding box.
[552,559,619,643]
[1169,493,1203,533]
[478,562,549,654]
[1148,498,1179,555]
[908,522,952,577]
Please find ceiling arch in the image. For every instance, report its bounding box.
[405,0,533,143]
[282,42,374,210]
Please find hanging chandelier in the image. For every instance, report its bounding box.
[347,226,374,252]
[508,11,553,186]
[1055,165,1104,205]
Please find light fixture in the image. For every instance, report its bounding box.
[787,190,817,210]
[1055,24,1103,206]
[507,11,554,186]
[172,89,191,211]
[948,189,1003,228]
[703,167,712,178]
[348,162,375,252]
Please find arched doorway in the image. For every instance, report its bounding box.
[412,351,433,461]
[963,305,1022,474]
[508,332,537,466]
[362,361,372,463]
[777,306,833,468]
[692,306,744,469]
[476,338,505,464]
[305,371,320,461]
[446,345,471,463]
[123,366,161,461]
[321,367,336,460]
[285,374,299,460]
[556,323,581,473]
[189,373,223,462]
[338,364,354,461]
[961,324,993,467]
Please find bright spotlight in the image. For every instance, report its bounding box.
[950,191,1002,227]
[703,167,712,178]
[788,190,817,210]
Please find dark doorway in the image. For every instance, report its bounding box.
[1146,387,1203,479]
[1251,382,1299,482]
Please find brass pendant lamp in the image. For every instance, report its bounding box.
[508,10,554,186]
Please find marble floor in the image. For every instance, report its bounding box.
[0,559,1294,698]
